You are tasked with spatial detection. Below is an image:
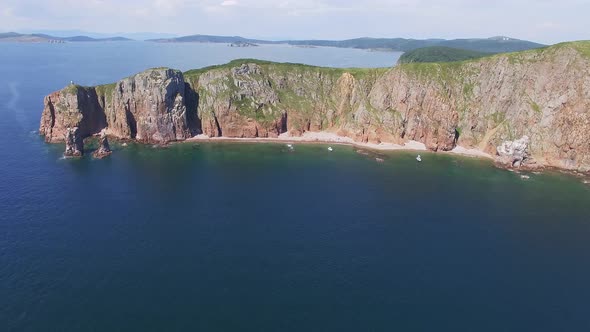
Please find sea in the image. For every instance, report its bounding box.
[1,42,589,331]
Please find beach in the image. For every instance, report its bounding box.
[186,131,494,159]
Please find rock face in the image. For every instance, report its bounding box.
[40,42,590,172]
[63,127,83,157]
[104,68,190,143]
[496,136,530,167]
[93,131,112,159]
[41,68,190,145]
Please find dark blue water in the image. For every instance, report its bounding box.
[1,42,590,331]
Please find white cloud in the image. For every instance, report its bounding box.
[0,0,587,44]
[220,0,238,6]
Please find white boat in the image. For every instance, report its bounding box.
[287,144,293,149]
[328,147,333,152]
[416,155,422,162]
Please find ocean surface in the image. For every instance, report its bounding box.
[1,42,590,331]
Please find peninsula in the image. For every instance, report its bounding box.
[40,41,590,172]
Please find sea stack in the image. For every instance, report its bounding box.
[63,127,83,157]
[93,131,112,159]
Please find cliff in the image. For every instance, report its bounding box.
[40,41,590,172]
[41,68,192,144]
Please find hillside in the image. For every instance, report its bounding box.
[398,47,490,64]
[40,41,590,172]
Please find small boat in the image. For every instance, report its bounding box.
[287,144,293,149]
[328,147,333,152]
[416,155,422,162]
[521,175,530,180]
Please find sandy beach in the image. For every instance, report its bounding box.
[186,131,494,160]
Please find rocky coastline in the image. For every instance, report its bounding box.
[40,42,590,174]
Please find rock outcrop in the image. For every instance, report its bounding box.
[63,127,83,157]
[40,42,590,172]
[41,68,190,145]
[496,136,530,167]
[93,130,112,159]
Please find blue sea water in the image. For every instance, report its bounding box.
[1,42,590,331]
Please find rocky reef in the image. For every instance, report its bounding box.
[40,42,590,172]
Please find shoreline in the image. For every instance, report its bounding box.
[180,134,590,183]
[184,132,495,160]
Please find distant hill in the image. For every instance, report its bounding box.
[148,34,545,53]
[437,37,543,53]
[0,32,133,43]
[398,47,490,64]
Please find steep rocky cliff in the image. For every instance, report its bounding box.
[41,68,191,144]
[40,42,590,172]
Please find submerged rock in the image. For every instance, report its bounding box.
[496,136,530,167]
[63,127,83,157]
[93,131,112,159]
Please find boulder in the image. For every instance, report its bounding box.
[496,136,530,167]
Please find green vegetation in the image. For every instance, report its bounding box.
[64,84,80,95]
[530,101,541,113]
[398,47,490,64]
[95,83,117,104]
[184,58,388,80]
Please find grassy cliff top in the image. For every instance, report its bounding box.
[398,46,491,64]
[397,41,590,81]
[68,41,589,93]
[184,59,389,80]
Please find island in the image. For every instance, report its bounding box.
[229,41,259,47]
[39,42,590,173]
[0,32,132,43]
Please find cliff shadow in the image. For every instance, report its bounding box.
[125,99,137,139]
[185,83,202,136]
[79,88,108,139]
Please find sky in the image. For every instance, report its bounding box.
[1,0,588,44]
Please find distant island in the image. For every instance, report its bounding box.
[148,34,545,53]
[39,41,590,173]
[0,32,132,43]
[229,41,258,48]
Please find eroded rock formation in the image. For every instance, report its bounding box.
[40,42,590,172]
[93,130,112,159]
[63,127,83,157]
[41,68,190,145]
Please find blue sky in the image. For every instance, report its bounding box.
[1,0,588,43]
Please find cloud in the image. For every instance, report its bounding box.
[0,0,587,44]
[220,0,238,6]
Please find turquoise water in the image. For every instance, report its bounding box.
[1,42,590,331]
